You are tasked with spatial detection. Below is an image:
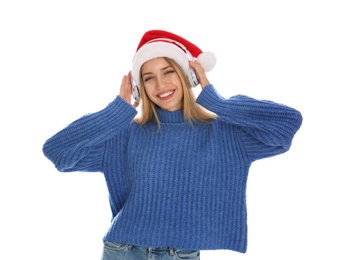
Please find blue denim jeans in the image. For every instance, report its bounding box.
[101,241,200,260]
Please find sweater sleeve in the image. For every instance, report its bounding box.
[196,84,303,161]
[42,96,137,172]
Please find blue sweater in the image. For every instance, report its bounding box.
[43,84,302,253]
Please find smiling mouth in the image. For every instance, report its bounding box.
[158,90,175,99]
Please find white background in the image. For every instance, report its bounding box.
[1,0,340,259]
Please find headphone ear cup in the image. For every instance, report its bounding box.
[187,68,200,87]
[131,76,140,102]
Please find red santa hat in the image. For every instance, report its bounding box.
[131,30,216,87]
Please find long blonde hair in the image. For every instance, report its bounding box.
[134,57,216,128]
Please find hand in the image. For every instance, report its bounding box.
[119,71,139,108]
[189,60,210,89]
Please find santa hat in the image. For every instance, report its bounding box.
[131,30,216,87]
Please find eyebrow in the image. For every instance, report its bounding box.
[142,65,172,77]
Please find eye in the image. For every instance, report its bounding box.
[143,76,153,82]
[165,69,175,75]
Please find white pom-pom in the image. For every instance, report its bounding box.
[197,51,216,72]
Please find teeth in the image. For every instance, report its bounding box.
[159,91,174,98]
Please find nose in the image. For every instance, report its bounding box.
[155,76,167,90]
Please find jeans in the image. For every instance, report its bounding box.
[101,241,200,260]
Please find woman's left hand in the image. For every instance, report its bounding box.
[189,60,210,89]
[119,71,139,108]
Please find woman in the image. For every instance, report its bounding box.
[43,30,303,260]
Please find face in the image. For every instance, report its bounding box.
[141,57,184,111]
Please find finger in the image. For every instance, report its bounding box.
[132,101,139,108]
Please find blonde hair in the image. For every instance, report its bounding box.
[134,57,216,129]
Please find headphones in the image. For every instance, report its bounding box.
[131,38,200,103]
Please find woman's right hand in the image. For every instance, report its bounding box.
[119,71,139,108]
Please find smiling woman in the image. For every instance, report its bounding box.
[134,56,216,129]
[141,58,184,111]
[42,29,303,260]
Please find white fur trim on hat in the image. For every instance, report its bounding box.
[132,42,189,88]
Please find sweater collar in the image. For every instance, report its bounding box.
[155,107,185,123]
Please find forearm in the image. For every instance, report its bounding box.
[43,96,137,171]
[197,84,303,146]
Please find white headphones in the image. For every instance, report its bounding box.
[131,38,200,102]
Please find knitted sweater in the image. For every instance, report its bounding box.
[43,84,302,253]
